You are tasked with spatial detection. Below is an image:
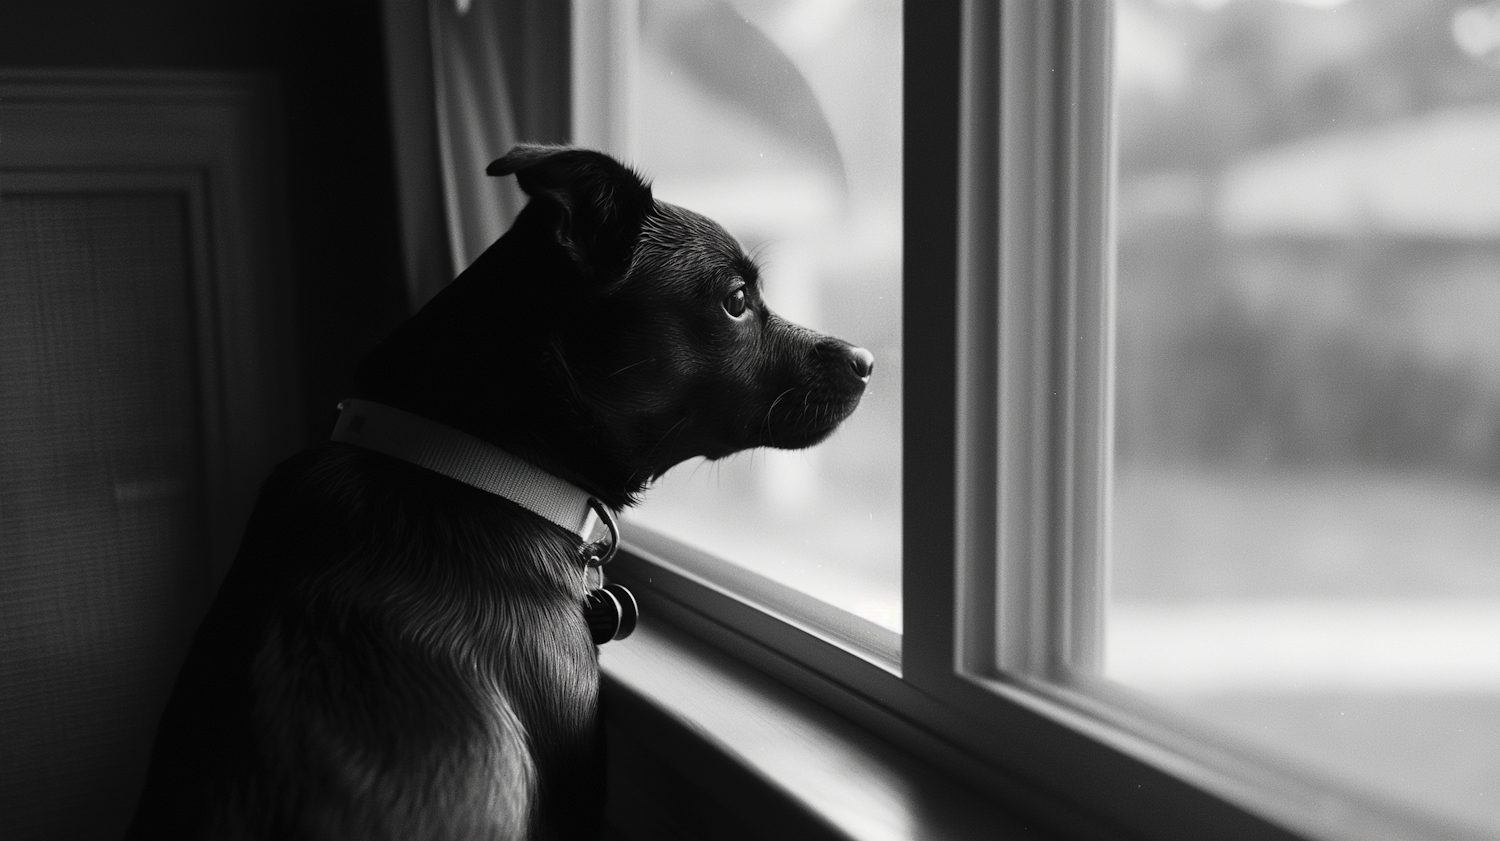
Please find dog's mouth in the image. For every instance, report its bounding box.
[624,338,873,466]
[753,388,865,452]
[745,341,873,452]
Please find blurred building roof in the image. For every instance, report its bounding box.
[1218,106,1500,240]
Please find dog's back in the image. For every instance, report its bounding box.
[126,444,602,840]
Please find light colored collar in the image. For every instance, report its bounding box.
[330,399,609,548]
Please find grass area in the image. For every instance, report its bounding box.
[1111,463,1500,833]
[1111,463,1500,602]
[1176,691,1500,834]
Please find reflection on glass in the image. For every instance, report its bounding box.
[1109,0,1500,831]
[621,0,903,631]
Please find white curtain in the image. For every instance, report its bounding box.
[429,0,530,276]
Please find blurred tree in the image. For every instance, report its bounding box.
[1115,0,1500,478]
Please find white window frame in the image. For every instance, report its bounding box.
[395,2,1484,839]
[580,2,1306,839]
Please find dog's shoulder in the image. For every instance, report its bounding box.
[130,442,597,839]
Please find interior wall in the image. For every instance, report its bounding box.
[0,0,413,444]
[0,5,414,839]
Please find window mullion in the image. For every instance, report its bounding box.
[954,0,1003,679]
[1045,0,1117,681]
[899,0,966,688]
[995,0,1064,679]
[937,0,1116,686]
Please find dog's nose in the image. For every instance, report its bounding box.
[848,346,875,381]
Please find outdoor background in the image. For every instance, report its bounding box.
[621,0,904,632]
[1108,0,1500,832]
[612,0,1500,832]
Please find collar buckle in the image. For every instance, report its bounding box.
[579,497,619,567]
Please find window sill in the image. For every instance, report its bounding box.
[599,617,1044,841]
[599,547,1322,841]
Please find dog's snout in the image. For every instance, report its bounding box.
[848,346,875,381]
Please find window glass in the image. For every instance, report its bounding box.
[1109,0,1500,831]
[621,0,903,631]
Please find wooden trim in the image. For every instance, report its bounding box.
[954,0,1005,679]
[621,527,901,666]
[0,70,299,592]
[1047,0,1115,680]
[599,618,1043,841]
[3,169,227,596]
[612,542,1308,841]
[899,0,965,694]
[942,0,1117,685]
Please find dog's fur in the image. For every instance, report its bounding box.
[125,146,872,840]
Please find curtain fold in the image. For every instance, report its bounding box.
[428,0,570,285]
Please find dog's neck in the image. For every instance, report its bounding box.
[330,399,614,548]
[352,230,656,510]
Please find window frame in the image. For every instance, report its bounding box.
[394,1,1488,839]
[593,1,1300,838]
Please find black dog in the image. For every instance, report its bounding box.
[126,145,873,840]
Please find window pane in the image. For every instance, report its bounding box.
[1110,0,1500,831]
[621,0,903,631]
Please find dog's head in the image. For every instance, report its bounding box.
[358,145,873,507]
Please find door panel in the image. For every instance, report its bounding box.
[0,73,296,841]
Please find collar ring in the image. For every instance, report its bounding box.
[580,497,619,567]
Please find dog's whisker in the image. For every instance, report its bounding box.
[644,415,689,464]
[608,359,651,378]
[764,387,796,447]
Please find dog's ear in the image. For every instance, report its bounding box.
[488,145,653,277]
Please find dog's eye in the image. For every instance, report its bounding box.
[723,288,748,318]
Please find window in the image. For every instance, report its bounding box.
[425,1,1500,838]
[1107,1,1500,836]
[573,0,904,635]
